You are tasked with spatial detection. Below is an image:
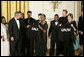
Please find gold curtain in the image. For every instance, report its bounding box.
[77,1,81,22]
[1,1,29,22]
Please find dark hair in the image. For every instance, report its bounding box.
[63,9,68,14]
[15,11,22,13]
[27,11,32,14]
[38,13,42,16]
[1,16,5,23]
[68,13,73,19]
[54,14,59,18]
[21,13,24,18]
[21,13,24,15]
[42,14,46,18]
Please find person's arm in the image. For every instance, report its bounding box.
[23,19,30,29]
[78,17,83,35]
[30,19,36,28]
[78,17,81,30]
[71,21,77,32]
[48,22,52,36]
[38,23,47,33]
[71,24,77,32]
[42,21,48,33]
[1,24,4,41]
[58,17,62,24]
[71,21,78,36]
[44,22,48,31]
[38,24,44,31]
[8,20,14,41]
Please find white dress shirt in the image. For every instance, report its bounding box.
[15,18,20,29]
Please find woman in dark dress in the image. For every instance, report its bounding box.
[39,14,48,56]
[67,13,78,56]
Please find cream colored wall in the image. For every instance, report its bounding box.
[29,1,81,49]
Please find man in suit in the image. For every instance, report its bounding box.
[49,14,59,56]
[8,11,22,56]
[78,10,83,45]
[58,9,68,55]
[19,12,26,56]
[24,11,35,56]
[35,13,42,56]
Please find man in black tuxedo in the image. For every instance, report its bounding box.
[8,11,22,56]
[58,9,68,55]
[35,13,43,56]
[19,12,26,56]
[24,11,35,56]
[49,14,59,56]
[78,10,83,45]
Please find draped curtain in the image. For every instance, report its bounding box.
[1,1,29,22]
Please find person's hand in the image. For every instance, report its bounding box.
[59,24,62,26]
[11,37,14,41]
[71,24,74,27]
[41,21,46,25]
[48,35,51,39]
[2,36,5,41]
[80,31,83,35]
[27,25,30,28]
[43,30,46,33]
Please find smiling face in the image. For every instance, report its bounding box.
[68,16,72,23]
[16,13,22,19]
[38,15,42,20]
[67,13,73,23]
[54,15,58,21]
[62,11,67,17]
[27,13,32,18]
[42,15,45,20]
[2,18,6,24]
[42,14,46,21]
[15,12,22,19]
[62,10,68,17]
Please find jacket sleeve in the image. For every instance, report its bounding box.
[78,17,82,31]
[8,19,14,38]
[44,22,48,31]
[73,21,78,32]
[48,22,52,36]
[1,24,4,37]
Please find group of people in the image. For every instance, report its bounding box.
[1,9,83,56]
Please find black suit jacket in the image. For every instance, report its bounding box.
[78,16,83,31]
[19,18,26,39]
[49,20,59,37]
[59,16,68,24]
[24,17,35,30]
[8,18,21,41]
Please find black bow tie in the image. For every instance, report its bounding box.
[17,19,19,20]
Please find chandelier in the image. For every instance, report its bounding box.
[52,1,62,12]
